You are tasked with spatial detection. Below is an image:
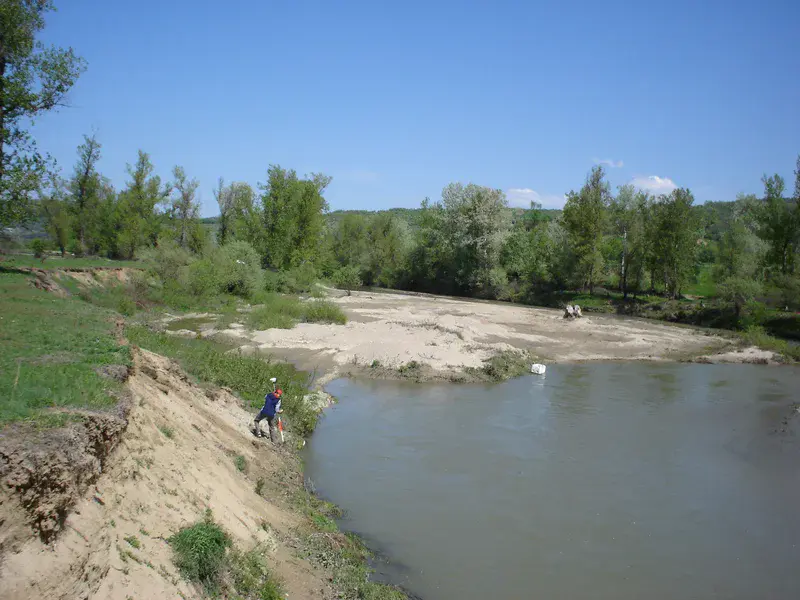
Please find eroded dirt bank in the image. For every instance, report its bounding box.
[206,290,760,383]
[0,348,335,600]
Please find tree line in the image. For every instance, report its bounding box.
[319,163,800,315]
[12,124,800,324]
[2,1,798,329]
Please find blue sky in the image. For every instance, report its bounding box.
[34,0,800,216]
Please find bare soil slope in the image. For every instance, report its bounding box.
[0,348,331,600]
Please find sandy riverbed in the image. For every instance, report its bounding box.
[193,290,766,383]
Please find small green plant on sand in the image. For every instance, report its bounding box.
[234,454,247,472]
[159,425,175,439]
[124,535,141,549]
[169,509,231,594]
[169,509,283,598]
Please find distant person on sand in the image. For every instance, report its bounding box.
[254,388,283,441]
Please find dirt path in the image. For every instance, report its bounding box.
[205,290,756,384]
[0,349,333,600]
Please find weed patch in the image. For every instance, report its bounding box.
[233,455,247,472]
[169,510,231,594]
[301,299,347,324]
[228,546,284,600]
[169,510,283,599]
[475,350,533,381]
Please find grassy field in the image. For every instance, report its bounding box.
[0,270,130,426]
[1,254,142,270]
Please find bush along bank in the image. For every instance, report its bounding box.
[126,325,408,599]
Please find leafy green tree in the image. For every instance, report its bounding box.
[608,185,649,297]
[718,276,762,320]
[332,264,361,296]
[715,194,763,281]
[67,134,111,254]
[39,173,70,255]
[756,172,798,275]
[259,165,330,269]
[649,188,699,298]
[364,213,410,287]
[406,198,450,292]
[214,177,234,246]
[215,178,260,247]
[331,212,369,269]
[0,0,86,227]
[561,166,610,293]
[501,202,552,289]
[168,165,200,249]
[115,151,169,258]
[436,182,508,296]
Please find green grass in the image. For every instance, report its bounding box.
[740,326,800,362]
[684,264,718,297]
[247,293,303,329]
[301,299,347,324]
[124,535,142,549]
[247,293,348,329]
[228,547,284,600]
[169,510,231,594]
[126,326,319,436]
[476,350,533,381]
[170,509,283,599]
[0,271,130,426]
[2,255,141,270]
[233,454,247,472]
[159,425,175,439]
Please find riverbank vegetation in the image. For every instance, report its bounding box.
[5,114,798,353]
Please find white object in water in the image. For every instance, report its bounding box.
[531,363,546,375]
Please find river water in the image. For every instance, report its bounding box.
[304,364,800,600]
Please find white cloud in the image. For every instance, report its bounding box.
[506,188,567,209]
[592,158,624,168]
[630,175,677,194]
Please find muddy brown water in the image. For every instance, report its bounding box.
[305,364,800,600]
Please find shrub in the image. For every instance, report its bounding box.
[141,241,193,285]
[186,256,221,297]
[262,269,287,293]
[169,509,231,594]
[332,265,361,296]
[30,238,46,258]
[301,300,347,324]
[218,241,262,298]
[248,293,304,329]
[287,263,318,293]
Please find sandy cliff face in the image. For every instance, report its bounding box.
[0,348,331,600]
